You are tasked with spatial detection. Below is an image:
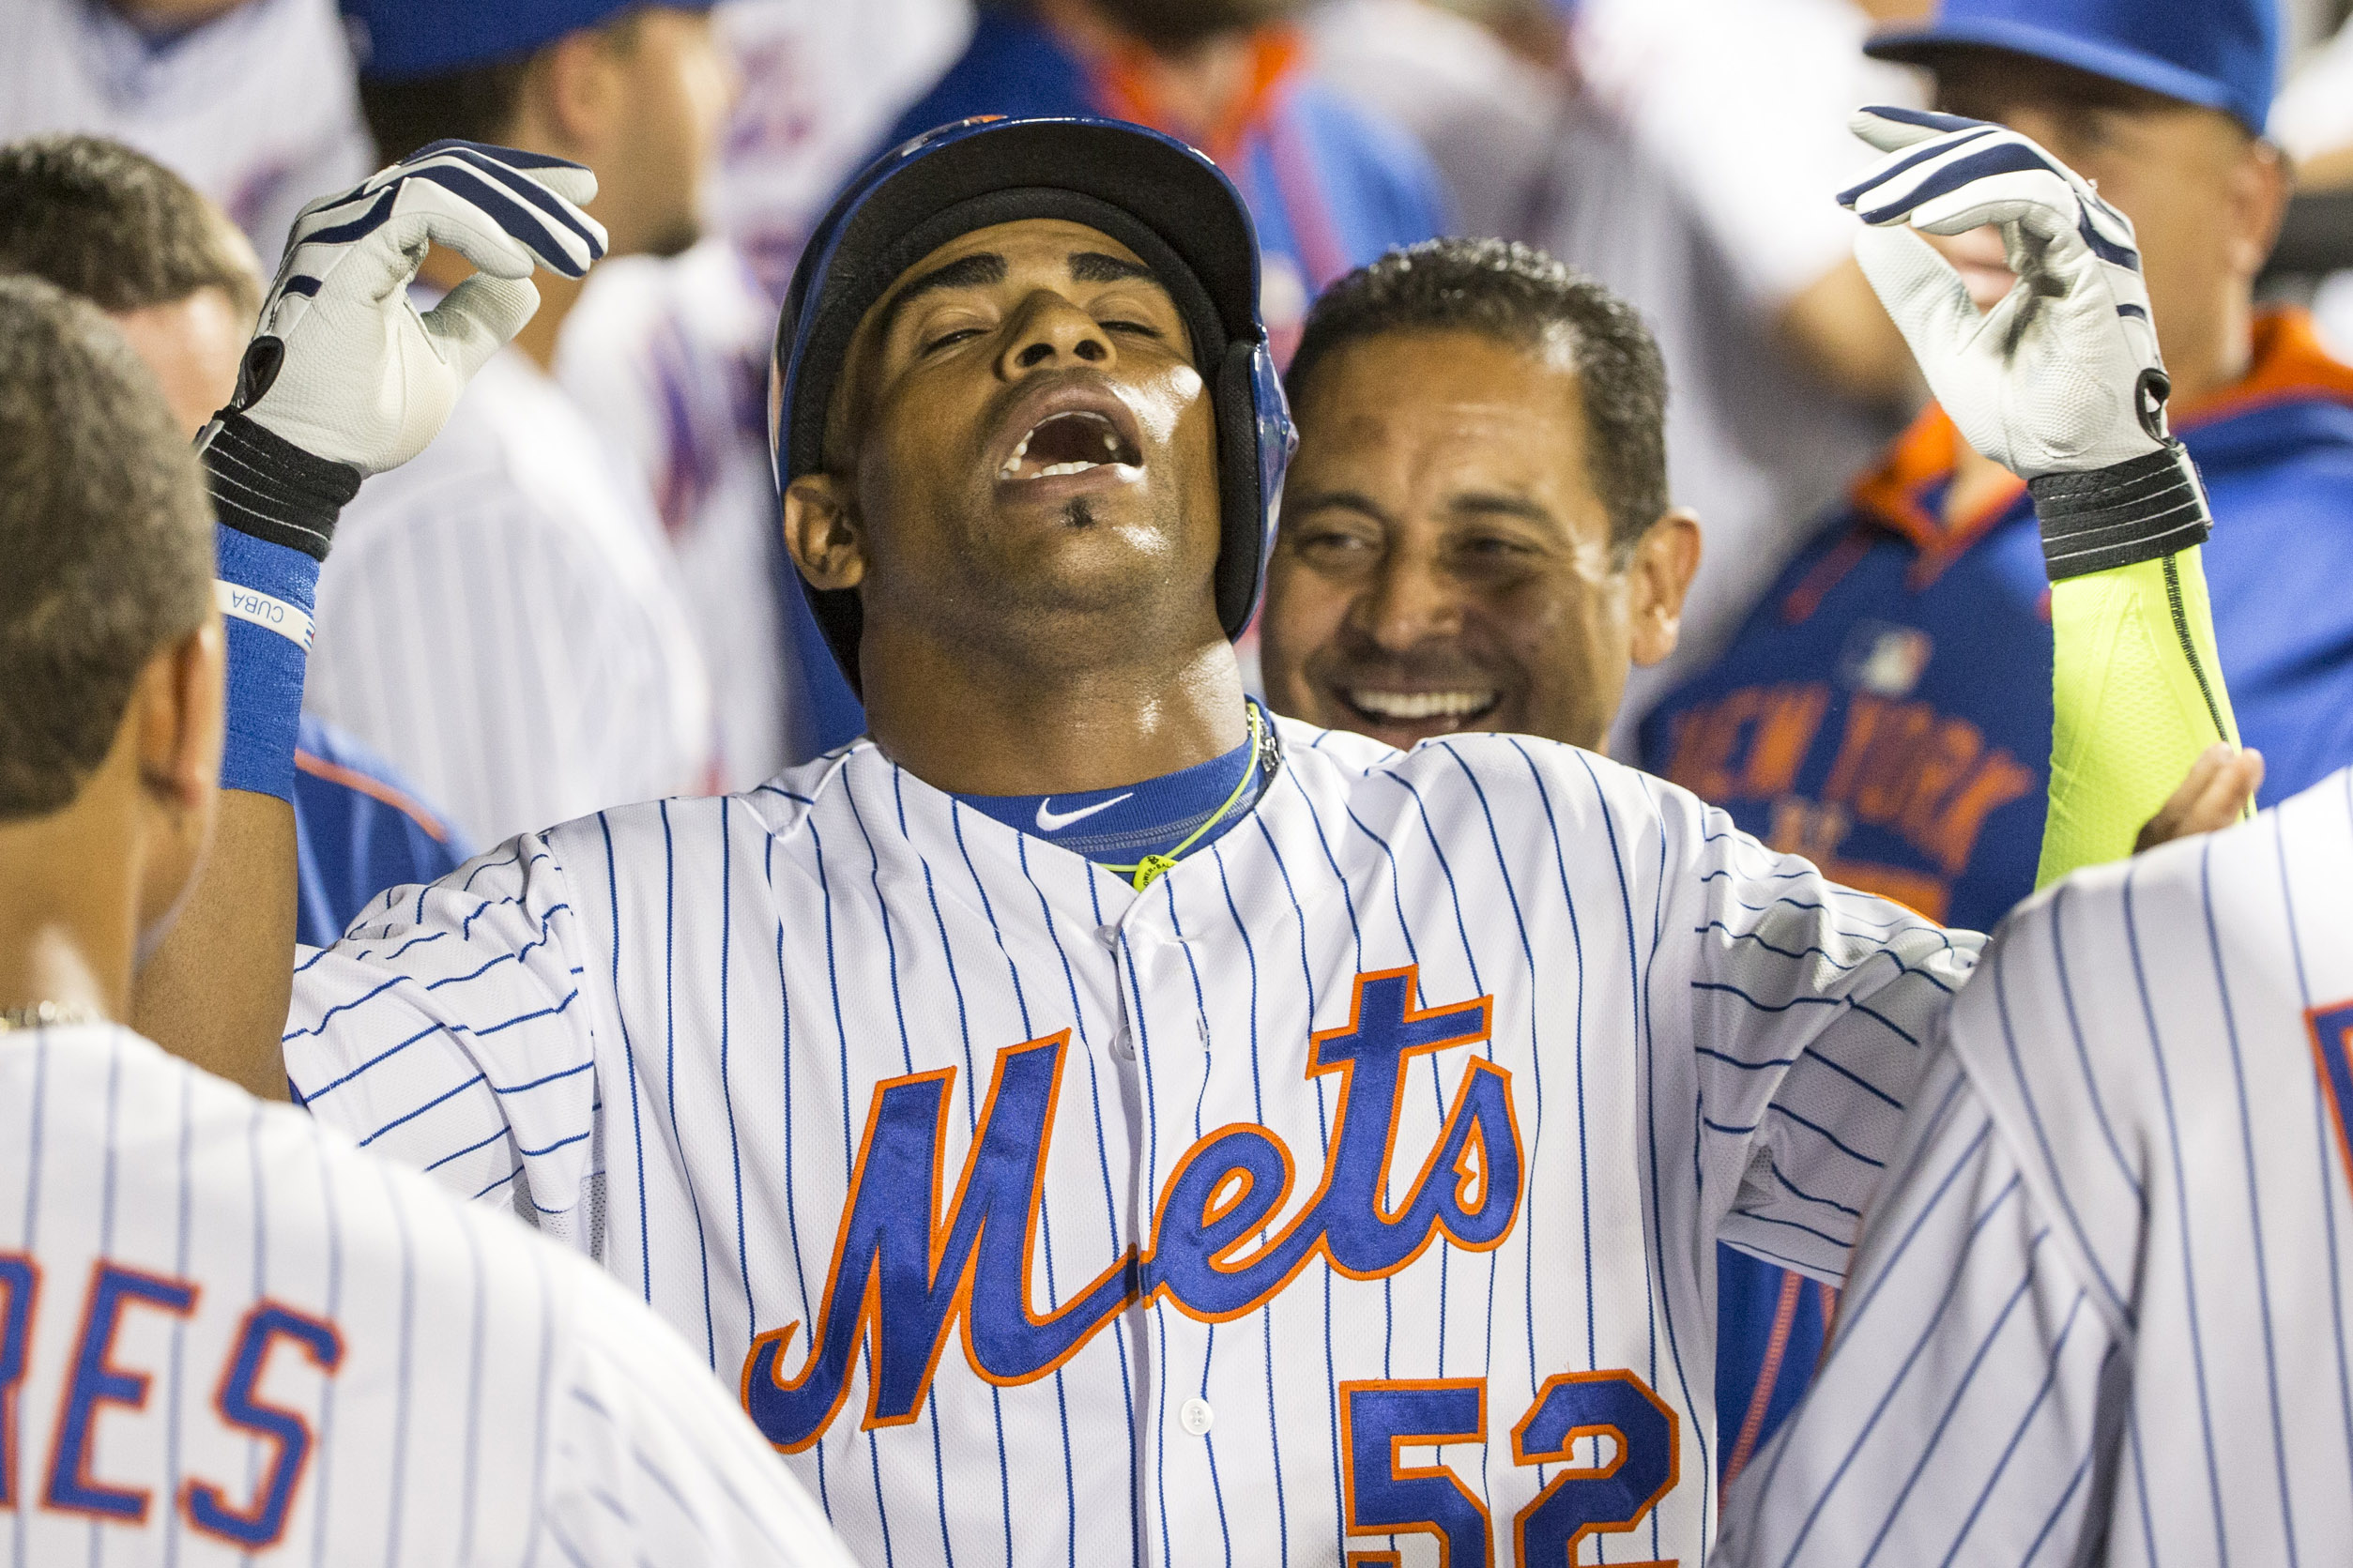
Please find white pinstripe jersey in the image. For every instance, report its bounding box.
[281,719,1981,1567]
[0,1022,855,1566]
[1721,765,2353,1567]
[0,0,371,260]
[306,349,717,850]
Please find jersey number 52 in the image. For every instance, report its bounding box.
[1339,1369,1678,1567]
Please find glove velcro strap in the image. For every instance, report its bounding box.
[2028,442,2211,581]
[201,413,360,562]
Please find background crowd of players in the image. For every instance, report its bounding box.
[8,0,2353,1515]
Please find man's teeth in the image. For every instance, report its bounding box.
[1349,690,1496,721]
[999,431,1032,478]
[998,423,1136,480]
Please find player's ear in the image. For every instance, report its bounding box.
[1626,508,1703,669]
[784,473,868,593]
[136,617,226,822]
[2223,133,2290,284]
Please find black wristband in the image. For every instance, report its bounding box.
[2028,441,2211,581]
[199,413,361,562]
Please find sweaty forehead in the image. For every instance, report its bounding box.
[866,219,1162,334]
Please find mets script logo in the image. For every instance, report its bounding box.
[740,967,1520,1450]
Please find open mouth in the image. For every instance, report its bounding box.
[1340,688,1500,728]
[998,410,1143,482]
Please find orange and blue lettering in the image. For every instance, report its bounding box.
[1339,1379,1491,1568]
[1146,967,1515,1318]
[183,1302,344,1547]
[1510,1370,1679,1566]
[0,1255,34,1508]
[741,967,1520,1451]
[742,1032,1137,1451]
[43,1262,196,1522]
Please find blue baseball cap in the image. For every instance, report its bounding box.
[1865,0,2281,136]
[342,0,711,84]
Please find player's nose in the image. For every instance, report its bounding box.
[1351,540,1465,650]
[998,291,1115,379]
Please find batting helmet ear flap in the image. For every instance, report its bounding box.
[1213,337,1296,641]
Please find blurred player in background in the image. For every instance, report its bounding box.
[0,0,369,260]
[306,0,726,848]
[1645,0,2353,933]
[1311,0,1934,757]
[0,270,850,1568]
[556,0,973,783]
[0,132,470,947]
[889,0,1450,361]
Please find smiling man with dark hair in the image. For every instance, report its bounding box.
[1261,237,1701,754]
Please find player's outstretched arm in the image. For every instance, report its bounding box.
[133,144,607,1096]
[1716,1041,2114,1566]
[1840,108,2250,885]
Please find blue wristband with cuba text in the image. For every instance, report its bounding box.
[199,415,358,801]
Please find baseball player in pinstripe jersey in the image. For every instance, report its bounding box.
[0,273,850,1564]
[1720,762,2353,1566]
[158,112,2254,1565]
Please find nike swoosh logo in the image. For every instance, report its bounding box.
[1035,793,1134,832]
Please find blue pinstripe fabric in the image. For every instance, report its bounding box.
[1724,766,2353,1566]
[286,720,1979,1567]
[0,1024,849,1565]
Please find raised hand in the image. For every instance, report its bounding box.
[1838,106,2168,481]
[212,141,608,479]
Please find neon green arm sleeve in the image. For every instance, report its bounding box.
[2038,543,2240,887]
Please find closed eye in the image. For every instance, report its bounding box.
[922,327,985,356]
[1103,318,1163,339]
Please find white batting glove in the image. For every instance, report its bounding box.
[216,141,608,477]
[1838,107,2212,581]
[1839,106,2169,479]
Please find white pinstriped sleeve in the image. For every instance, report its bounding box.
[545,1255,860,1568]
[306,449,711,850]
[284,830,603,1240]
[1716,1042,2113,1567]
[1668,794,1985,1280]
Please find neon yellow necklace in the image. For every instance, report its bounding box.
[1103,705,1267,892]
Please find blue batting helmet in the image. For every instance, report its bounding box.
[770,114,1296,690]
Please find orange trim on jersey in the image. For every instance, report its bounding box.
[1843,307,2353,586]
[1139,965,1511,1326]
[2178,309,2353,431]
[42,1261,200,1524]
[181,1299,345,1550]
[2306,997,2353,1189]
[1095,27,1304,167]
[291,750,452,845]
[0,1253,38,1511]
[1337,1378,1492,1568]
[1721,1267,1805,1491]
[1507,1368,1680,1568]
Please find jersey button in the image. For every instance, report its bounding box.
[1179,1398,1215,1437]
[1109,1030,1136,1062]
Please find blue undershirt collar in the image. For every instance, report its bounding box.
[953,699,1278,873]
